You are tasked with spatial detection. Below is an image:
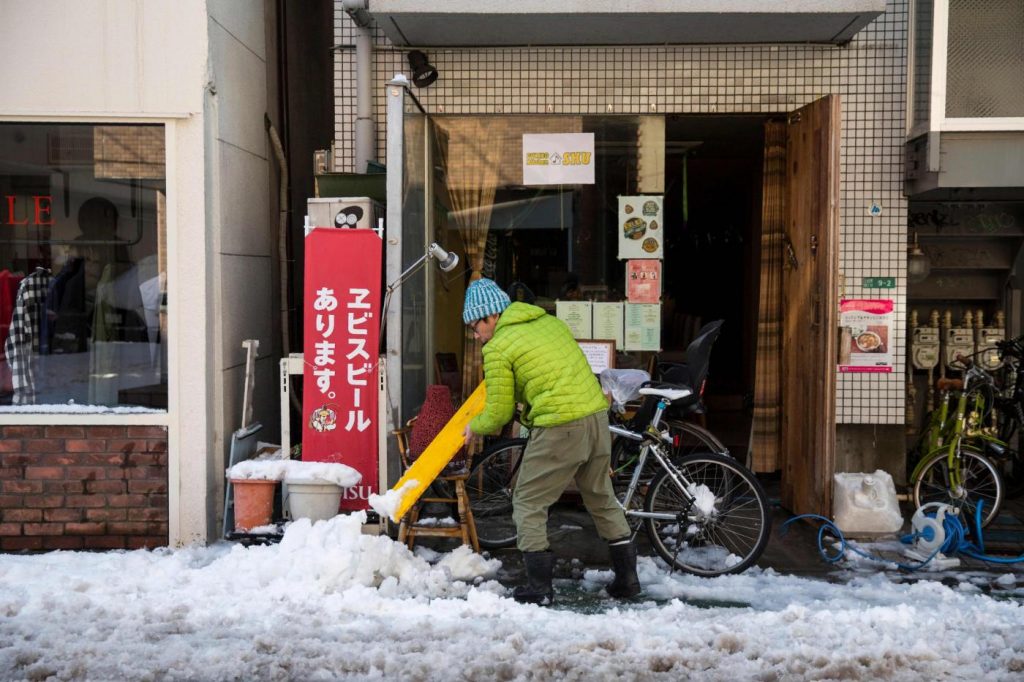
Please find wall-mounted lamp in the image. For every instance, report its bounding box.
[407,50,438,88]
[381,242,459,336]
[907,232,931,283]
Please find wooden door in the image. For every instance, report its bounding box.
[781,96,841,517]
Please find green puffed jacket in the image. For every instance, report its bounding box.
[469,302,608,434]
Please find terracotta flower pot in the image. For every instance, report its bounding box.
[231,478,277,531]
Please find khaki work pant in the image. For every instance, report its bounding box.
[512,410,631,552]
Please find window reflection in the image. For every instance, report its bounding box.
[0,123,167,411]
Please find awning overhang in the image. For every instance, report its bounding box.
[367,0,886,47]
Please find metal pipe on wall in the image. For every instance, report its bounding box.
[343,0,375,173]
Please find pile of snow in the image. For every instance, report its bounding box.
[369,479,419,521]
[0,513,1022,680]
[227,459,361,488]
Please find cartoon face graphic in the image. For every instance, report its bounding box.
[309,405,338,432]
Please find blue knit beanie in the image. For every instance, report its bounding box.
[462,278,511,324]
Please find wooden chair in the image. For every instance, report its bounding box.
[392,418,480,553]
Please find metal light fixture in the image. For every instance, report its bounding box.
[380,242,459,335]
[407,50,438,88]
[907,232,931,283]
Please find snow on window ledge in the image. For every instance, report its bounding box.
[0,404,165,414]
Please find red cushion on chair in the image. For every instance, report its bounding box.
[408,384,457,461]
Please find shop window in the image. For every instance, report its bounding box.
[0,123,167,412]
[412,114,760,393]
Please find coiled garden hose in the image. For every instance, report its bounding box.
[785,504,1024,570]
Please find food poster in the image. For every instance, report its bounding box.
[556,300,592,339]
[626,260,661,304]
[838,299,894,373]
[618,195,663,259]
[624,303,661,351]
[592,302,624,348]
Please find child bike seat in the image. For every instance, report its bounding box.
[639,386,692,402]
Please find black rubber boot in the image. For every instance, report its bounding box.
[606,539,642,599]
[513,551,555,605]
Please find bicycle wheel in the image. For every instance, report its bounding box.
[465,438,527,549]
[912,445,1004,527]
[644,452,771,576]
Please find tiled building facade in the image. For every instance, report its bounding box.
[333,1,911,428]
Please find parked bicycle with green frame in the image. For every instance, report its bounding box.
[909,337,1024,526]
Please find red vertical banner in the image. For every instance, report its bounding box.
[302,228,382,511]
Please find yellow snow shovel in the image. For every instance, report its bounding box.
[387,382,487,522]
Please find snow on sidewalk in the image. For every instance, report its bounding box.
[0,512,1022,680]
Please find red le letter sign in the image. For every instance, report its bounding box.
[33,196,53,225]
[4,195,54,226]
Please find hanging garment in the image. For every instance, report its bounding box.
[44,258,86,355]
[0,270,25,394]
[49,258,89,355]
[5,269,53,404]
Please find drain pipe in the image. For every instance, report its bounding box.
[265,114,302,415]
[343,0,375,173]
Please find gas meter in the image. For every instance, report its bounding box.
[977,309,1004,371]
[944,310,975,371]
[911,319,940,371]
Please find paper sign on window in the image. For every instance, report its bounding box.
[626,260,661,303]
[624,303,661,351]
[522,133,595,186]
[618,196,663,259]
[556,300,592,339]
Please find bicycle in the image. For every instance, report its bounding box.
[464,384,772,577]
[910,352,1004,527]
[988,336,1024,497]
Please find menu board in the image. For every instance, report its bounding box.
[838,299,894,373]
[556,300,592,339]
[626,260,661,304]
[624,303,661,351]
[618,196,664,260]
[577,340,616,374]
[592,302,624,348]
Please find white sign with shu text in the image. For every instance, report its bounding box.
[522,133,595,185]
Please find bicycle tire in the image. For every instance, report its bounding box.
[912,445,1004,527]
[464,438,527,549]
[644,452,771,577]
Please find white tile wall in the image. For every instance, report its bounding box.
[334,1,910,425]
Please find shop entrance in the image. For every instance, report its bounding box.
[390,92,839,516]
[659,115,768,460]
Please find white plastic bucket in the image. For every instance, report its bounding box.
[284,479,342,522]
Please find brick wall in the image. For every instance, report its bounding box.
[0,425,168,551]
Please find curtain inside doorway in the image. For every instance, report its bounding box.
[432,118,501,401]
[751,121,786,472]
